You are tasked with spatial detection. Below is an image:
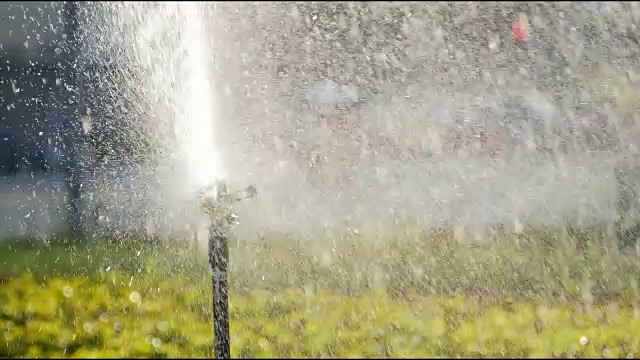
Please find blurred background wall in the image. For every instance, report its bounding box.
[2,2,640,240]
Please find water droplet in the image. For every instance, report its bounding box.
[99,313,109,323]
[156,322,169,332]
[83,322,93,332]
[580,336,589,346]
[11,82,20,94]
[63,286,73,297]
[152,337,162,347]
[114,323,123,333]
[129,291,141,303]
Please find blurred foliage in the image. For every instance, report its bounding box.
[2,270,640,358]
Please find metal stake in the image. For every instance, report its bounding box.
[199,181,256,359]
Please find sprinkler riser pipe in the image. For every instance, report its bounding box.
[209,231,230,359]
[201,182,256,359]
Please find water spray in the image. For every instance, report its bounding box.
[199,181,257,359]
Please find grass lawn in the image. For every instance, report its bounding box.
[2,225,640,358]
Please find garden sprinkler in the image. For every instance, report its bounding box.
[199,180,257,359]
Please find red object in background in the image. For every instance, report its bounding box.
[512,14,530,42]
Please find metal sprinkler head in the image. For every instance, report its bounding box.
[198,180,256,359]
[199,180,257,227]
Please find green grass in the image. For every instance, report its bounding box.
[2,225,640,358]
[0,237,151,278]
[2,223,640,300]
[3,271,640,358]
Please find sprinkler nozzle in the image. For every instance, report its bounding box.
[199,181,257,225]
